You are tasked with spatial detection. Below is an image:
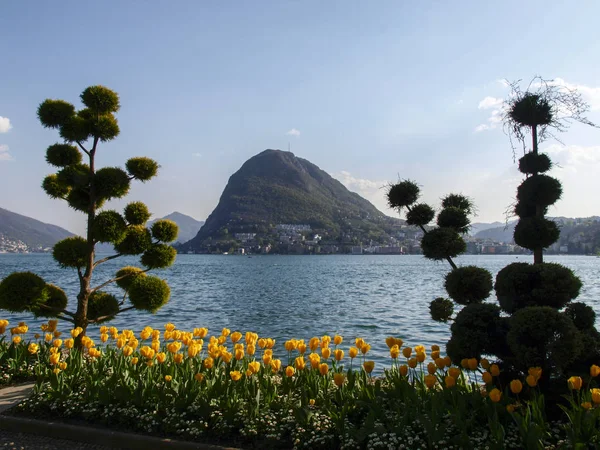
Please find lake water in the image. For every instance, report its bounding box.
[1,254,599,367]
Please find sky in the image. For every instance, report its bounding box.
[1,1,599,235]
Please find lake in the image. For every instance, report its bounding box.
[1,254,599,367]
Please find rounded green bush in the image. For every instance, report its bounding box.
[37,100,75,129]
[507,306,581,372]
[513,217,560,250]
[124,202,151,225]
[53,236,88,268]
[126,157,159,182]
[421,227,466,261]
[0,272,47,312]
[444,266,493,305]
[429,297,454,322]
[59,115,91,142]
[405,203,435,227]
[92,114,120,142]
[45,144,82,167]
[42,174,70,199]
[151,219,179,242]
[437,207,470,233]
[87,291,120,323]
[67,187,105,212]
[514,200,547,219]
[80,86,120,114]
[115,226,152,255]
[441,194,474,215]
[141,244,177,269]
[115,266,147,291]
[35,284,68,318]
[94,167,130,200]
[564,302,596,330]
[495,262,582,313]
[518,152,552,175]
[387,181,419,209]
[447,303,502,362]
[517,174,562,208]
[509,93,553,127]
[56,163,90,188]
[92,210,127,243]
[128,276,171,313]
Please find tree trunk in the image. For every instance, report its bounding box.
[531,125,543,265]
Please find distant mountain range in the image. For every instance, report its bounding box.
[0,207,73,252]
[182,149,403,252]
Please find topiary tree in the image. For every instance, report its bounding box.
[388,77,600,390]
[0,86,179,345]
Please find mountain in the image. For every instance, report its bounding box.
[473,221,516,242]
[183,149,401,251]
[148,212,204,244]
[469,221,505,236]
[0,207,73,252]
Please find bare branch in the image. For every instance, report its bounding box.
[93,253,122,268]
[76,141,90,157]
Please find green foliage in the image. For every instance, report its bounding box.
[429,297,454,322]
[436,207,470,233]
[85,112,120,142]
[514,200,547,219]
[66,187,104,212]
[115,226,152,255]
[405,203,435,227]
[126,157,159,182]
[59,115,91,142]
[56,163,90,188]
[513,217,560,250]
[421,227,466,261]
[92,210,127,243]
[115,266,147,291]
[495,262,582,313]
[564,302,596,330]
[45,143,82,167]
[52,236,88,268]
[509,93,553,127]
[444,266,493,305]
[150,219,178,242]
[35,284,68,318]
[87,291,120,323]
[80,85,120,114]
[518,152,552,175]
[447,303,502,362]
[0,272,47,312]
[42,174,70,199]
[140,244,177,269]
[128,276,170,312]
[124,202,151,225]
[517,174,562,207]
[387,180,419,209]
[37,100,75,129]
[507,306,581,372]
[441,194,475,215]
[94,167,130,200]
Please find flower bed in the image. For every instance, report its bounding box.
[1,319,600,449]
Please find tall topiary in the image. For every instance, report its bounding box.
[0,86,179,345]
[388,77,599,390]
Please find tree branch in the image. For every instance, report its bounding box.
[36,304,76,318]
[89,306,136,324]
[93,253,122,268]
[76,141,90,157]
[90,269,150,294]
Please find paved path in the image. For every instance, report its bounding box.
[0,430,119,449]
[0,384,34,414]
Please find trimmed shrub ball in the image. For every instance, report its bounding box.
[387,180,420,209]
[513,217,560,250]
[564,302,596,330]
[444,266,493,305]
[518,152,552,175]
[421,228,466,261]
[429,297,454,322]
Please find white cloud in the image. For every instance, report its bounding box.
[286,128,301,137]
[0,144,13,161]
[544,144,600,171]
[0,117,11,133]
[334,171,382,190]
[536,78,600,111]
[478,96,503,110]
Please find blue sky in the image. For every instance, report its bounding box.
[1,1,599,234]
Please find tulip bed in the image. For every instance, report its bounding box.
[1,319,600,449]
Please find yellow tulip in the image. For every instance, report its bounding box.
[467,358,478,371]
[334,335,343,346]
[355,338,365,350]
[568,376,583,391]
[414,345,425,354]
[221,351,233,363]
[309,399,315,406]
[246,369,253,377]
[52,339,62,348]
[490,364,500,377]
[489,388,502,403]
[445,375,456,388]
[321,347,331,359]
[12,336,21,345]
[265,338,275,349]
[435,358,446,370]
[295,356,306,370]
[482,372,493,384]
[131,357,139,365]
[506,404,516,413]
[528,367,542,381]
[230,331,242,343]
[285,340,297,352]
[361,343,371,355]
[431,344,440,352]
[249,361,260,374]
[590,365,600,378]
[402,347,412,358]
[257,338,267,349]
[349,347,358,359]
[53,331,62,338]
[321,335,331,347]
[64,338,74,349]
[424,374,437,389]
[88,348,101,358]
[399,365,408,377]
[385,336,396,349]
[53,368,61,375]
[271,359,282,372]
[156,352,167,364]
[165,375,172,382]
[334,372,345,387]
[221,328,231,337]
[390,345,400,359]
[151,340,160,352]
[526,375,537,387]
[45,333,53,342]
[285,366,295,377]
[510,379,523,394]
[246,344,256,356]
[58,362,67,370]
[581,402,592,410]
[195,373,204,382]
[28,343,39,354]
[230,370,242,381]
[334,349,344,361]
[203,357,214,369]
[416,352,426,363]
[443,356,452,367]
[71,327,83,338]
[460,358,469,369]
[297,343,307,354]
[122,346,134,357]
[427,362,437,375]
[319,362,329,376]
[448,367,461,379]
[187,344,200,358]
[480,358,490,370]
[173,353,184,364]
[100,333,109,343]
[262,353,272,365]
[165,323,176,332]
[363,361,375,374]
[408,358,418,369]
[591,388,600,405]
[235,348,244,360]
[431,350,440,360]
